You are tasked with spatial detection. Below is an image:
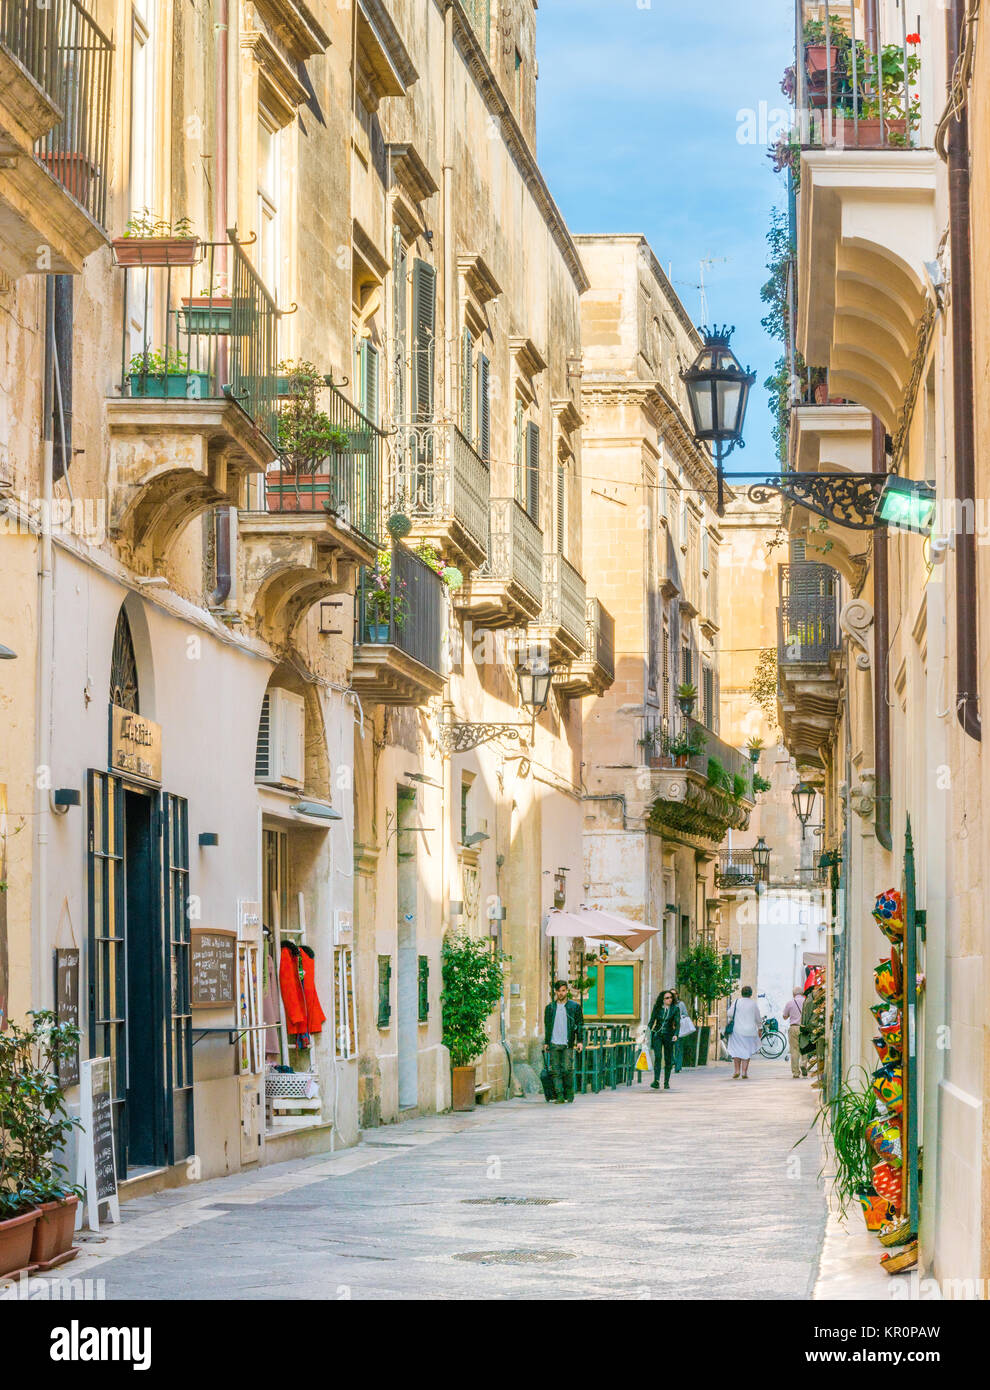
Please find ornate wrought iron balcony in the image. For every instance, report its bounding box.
[455,497,543,628]
[715,852,759,890]
[554,597,615,698]
[0,0,112,274]
[387,420,490,572]
[777,563,840,665]
[533,553,587,663]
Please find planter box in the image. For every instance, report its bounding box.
[833,117,908,148]
[30,1197,79,1270]
[363,622,390,644]
[265,475,336,513]
[39,152,98,205]
[128,371,211,400]
[679,1031,699,1068]
[180,298,233,335]
[0,1209,40,1280]
[696,1024,712,1066]
[112,236,201,268]
[451,1065,476,1112]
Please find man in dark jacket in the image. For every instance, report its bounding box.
[543,980,584,1103]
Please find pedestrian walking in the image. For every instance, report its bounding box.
[648,988,679,1090]
[543,980,584,1103]
[725,985,763,1080]
[670,988,693,1073]
[782,986,807,1078]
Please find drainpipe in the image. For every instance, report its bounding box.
[442,2,454,418]
[872,416,893,851]
[210,0,232,607]
[946,0,981,742]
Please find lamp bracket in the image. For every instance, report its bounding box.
[437,722,530,755]
[737,472,888,530]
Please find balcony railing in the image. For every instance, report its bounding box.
[355,543,445,677]
[117,233,280,447]
[479,498,543,607]
[540,553,587,648]
[646,714,753,790]
[778,562,840,664]
[587,598,615,681]
[715,852,760,890]
[793,0,921,152]
[4,0,115,227]
[265,382,382,546]
[388,421,490,562]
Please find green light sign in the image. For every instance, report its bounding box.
[875,477,936,534]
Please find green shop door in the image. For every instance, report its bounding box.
[87,773,194,1175]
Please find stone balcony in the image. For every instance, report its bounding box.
[776,562,843,767]
[0,0,112,276]
[454,497,543,629]
[389,421,491,574]
[553,597,615,698]
[530,552,587,664]
[350,544,447,706]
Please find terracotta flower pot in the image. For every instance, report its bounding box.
[0,1209,40,1279]
[30,1197,79,1269]
[451,1064,476,1112]
[112,236,200,267]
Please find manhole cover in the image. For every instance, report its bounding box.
[453,1250,577,1266]
[461,1196,560,1206]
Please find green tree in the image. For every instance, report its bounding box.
[441,933,506,1069]
[676,944,735,1024]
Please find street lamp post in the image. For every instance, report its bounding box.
[752,835,771,889]
[791,782,818,839]
[681,326,757,516]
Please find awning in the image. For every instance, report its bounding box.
[545,907,660,953]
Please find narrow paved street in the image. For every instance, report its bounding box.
[35,1060,827,1301]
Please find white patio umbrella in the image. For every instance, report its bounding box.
[544,906,660,953]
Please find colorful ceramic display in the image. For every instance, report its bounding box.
[873,889,905,941]
[873,1121,904,1167]
[873,1064,904,1115]
[874,957,901,1001]
[859,1190,896,1231]
[872,1160,902,1204]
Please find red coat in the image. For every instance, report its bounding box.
[279,944,326,1037]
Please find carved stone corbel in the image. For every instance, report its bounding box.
[840,598,875,672]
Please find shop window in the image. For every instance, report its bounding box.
[335,947,357,1058]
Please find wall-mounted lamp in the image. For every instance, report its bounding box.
[291,801,343,822]
[791,782,818,839]
[517,657,553,714]
[198,832,219,847]
[462,830,490,848]
[51,788,81,815]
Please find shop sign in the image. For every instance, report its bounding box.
[109,704,162,787]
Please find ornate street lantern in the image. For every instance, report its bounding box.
[517,657,553,714]
[752,836,771,885]
[791,781,818,838]
[681,325,756,515]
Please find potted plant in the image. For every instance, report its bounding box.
[0,1011,82,1277]
[267,362,351,513]
[441,931,506,1111]
[180,278,233,336]
[745,736,764,765]
[39,152,99,205]
[676,682,697,717]
[362,550,408,642]
[112,210,199,267]
[127,346,211,400]
[801,1068,885,1227]
[669,726,706,768]
[752,772,772,794]
[415,542,463,591]
[676,944,734,1068]
[802,15,851,106]
[834,38,921,148]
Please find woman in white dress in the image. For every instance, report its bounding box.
[726,985,763,1079]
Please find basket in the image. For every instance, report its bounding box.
[878,1218,914,1248]
[265,1069,317,1098]
[881,1240,918,1274]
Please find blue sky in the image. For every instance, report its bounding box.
[536,0,794,467]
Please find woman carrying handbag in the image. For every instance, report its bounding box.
[725,984,763,1079]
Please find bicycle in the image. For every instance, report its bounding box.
[758,1017,786,1060]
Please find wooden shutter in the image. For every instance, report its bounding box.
[478,354,490,462]
[364,342,379,425]
[411,259,436,421]
[662,625,670,726]
[525,421,540,523]
[377,955,392,1028]
[393,229,407,419]
[514,401,525,505]
[555,463,566,554]
[461,327,473,438]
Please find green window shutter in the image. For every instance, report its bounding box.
[411,259,436,422]
[555,463,566,555]
[461,327,473,438]
[393,230,407,420]
[514,401,525,506]
[377,955,392,1029]
[477,354,491,463]
[364,343,379,425]
[418,955,430,1022]
[525,421,540,524]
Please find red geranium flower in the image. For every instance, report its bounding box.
[906,32,921,44]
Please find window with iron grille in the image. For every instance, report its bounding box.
[418,955,430,1022]
[377,955,392,1028]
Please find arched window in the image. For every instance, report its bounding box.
[110,607,139,712]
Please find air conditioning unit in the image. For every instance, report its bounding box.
[255,688,306,788]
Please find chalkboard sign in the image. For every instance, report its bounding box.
[54,948,80,1085]
[191,929,237,1009]
[78,1057,120,1232]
